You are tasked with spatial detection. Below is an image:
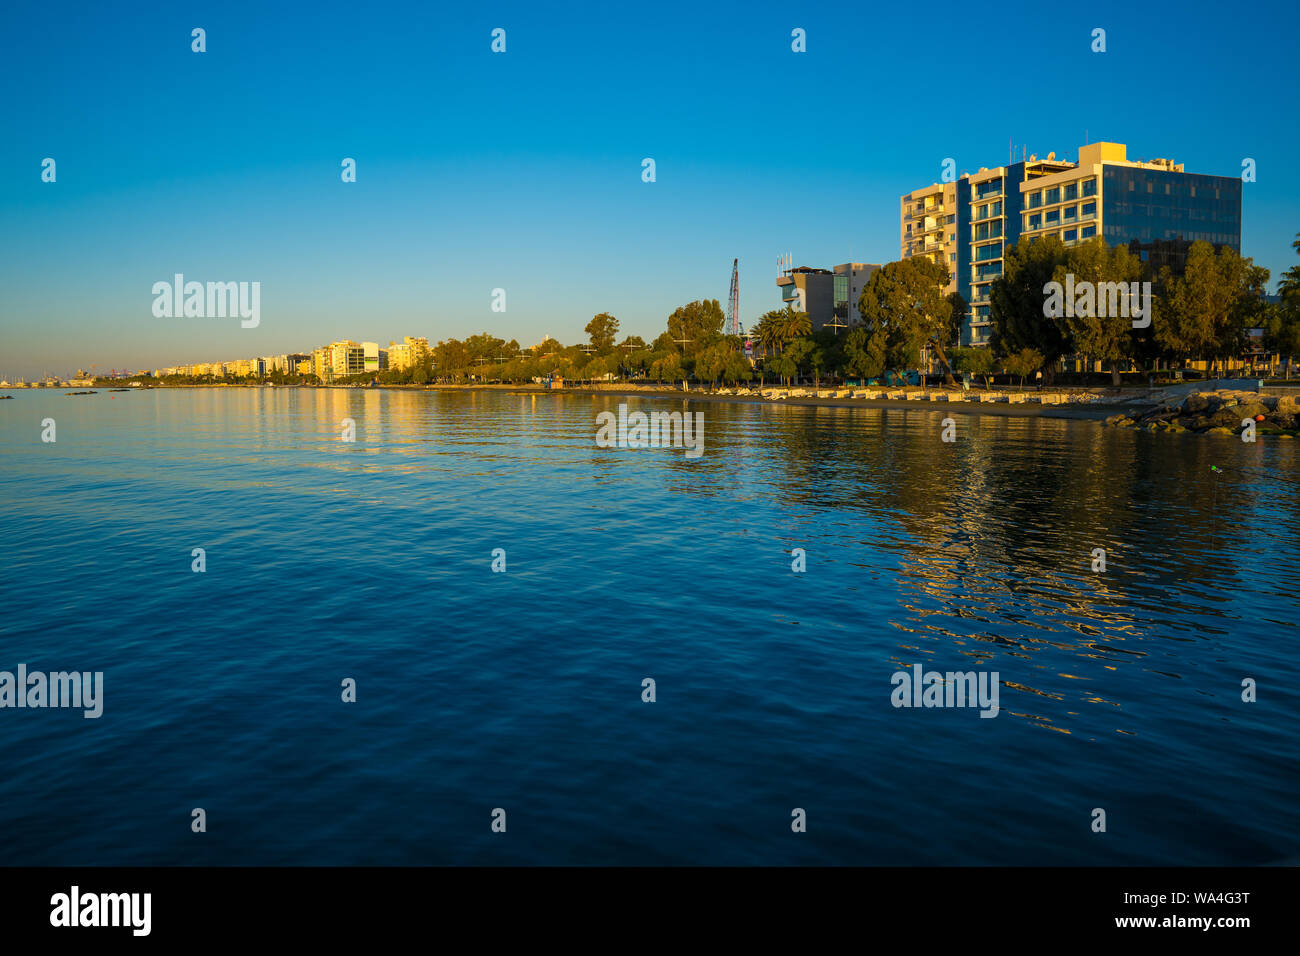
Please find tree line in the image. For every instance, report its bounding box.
[119,232,1300,389]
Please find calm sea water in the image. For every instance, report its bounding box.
[1,387,1297,865]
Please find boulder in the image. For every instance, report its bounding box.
[1210,407,1247,428]
[1205,426,1235,436]
[1182,393,1210,414]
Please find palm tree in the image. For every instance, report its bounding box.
[781,305,811,343]
[755,311,786,358]
[1278,231,1300,299]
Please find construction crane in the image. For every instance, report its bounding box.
[726,258,740,336]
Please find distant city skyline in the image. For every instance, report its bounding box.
[3,0,1298,377]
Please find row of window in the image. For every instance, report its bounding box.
[1026,201,1096,231]
[1025,224,1097,245]
[1026,178,1097,209]
[1102,224,1239,246]
[1123,178,1226,199]
[1108,202,1239,222]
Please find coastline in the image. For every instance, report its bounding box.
[479,384,1130,420]
[39,381,1137,421]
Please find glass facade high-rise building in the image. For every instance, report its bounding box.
[962,155,1074,346]
[901,142,1243,348]
[1101,166,1241,252]
[1017,143,1241,272]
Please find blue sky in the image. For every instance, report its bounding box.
[2,0,1298,377]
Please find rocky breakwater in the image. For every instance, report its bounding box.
[1104,390,1299,438]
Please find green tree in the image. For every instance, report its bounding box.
[1278,232,1300,300]
[666,299,725,356]
[990,237,1072,369]
[951,347,995,388]
[532,336,563,357]
[782,337,814,383]
[694,345,720,385]
[842,325,888,380]
[858,257,954,378]
[435,338,470,379]
[780,306,812,344]
[1003,347,1044,390]
[806,345,827,386]
[625,349,655,378]
[754,310,786,358]
[1263,304,1300,375]
[694,343,745,386]
[1051,237,1145,385]
[1264,236,1300,376]
[649,353,683,384]
[1155,241,1269,374]
[768,353,798,385]
[585,313,620,352]
[722,349,753,385]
